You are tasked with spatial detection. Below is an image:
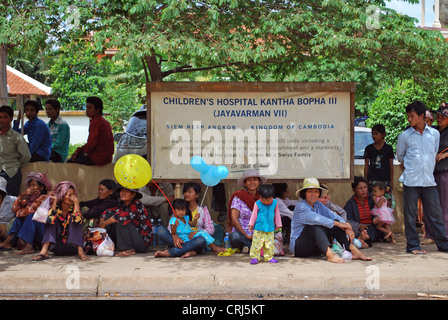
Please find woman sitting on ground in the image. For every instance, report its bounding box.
[98,186,152,257]
[0,177,17,240]
[33,181,89,261]
[344,176,385,248]
[155,199,225,258]
[227,169,266,252]
[80,179,119,223]
[290,177,372,263]
[273,183,298,242]
[0,172,52,255]
[182,181,224,245]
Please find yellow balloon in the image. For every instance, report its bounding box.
[114,154,152,189]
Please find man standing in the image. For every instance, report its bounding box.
[68,96,114,165]
[396,100,448,254]
[0,105,31,196]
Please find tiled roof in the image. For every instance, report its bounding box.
[7,65,52,96]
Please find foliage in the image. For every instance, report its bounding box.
[367,79,448,152]
[60,1,447,78]
[103,82,141,132]
[48,41,112,110]
[4,0,448,125]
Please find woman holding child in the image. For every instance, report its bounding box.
[290,177,371,263]
[32,181,89,261]
[344,176,385,247]
[228,169,266,252]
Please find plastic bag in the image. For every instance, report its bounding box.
[32,197,51,223]
[96,235,115,256]
[274,230,285,256]
[84,228,109,255]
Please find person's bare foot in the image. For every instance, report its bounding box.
[154,250,170,258]
[181,250,197,258]
[78,253,90,261]
[350,245,372,261]
[115,249,136,257]
[15,243,34,255]
[326,248,344,263]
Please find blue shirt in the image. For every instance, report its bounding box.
[289,200,345,253]
[253,199,277,232]
[13,117,52,161]
[396,125,439,187]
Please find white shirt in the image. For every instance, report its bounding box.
[397,125,439,187]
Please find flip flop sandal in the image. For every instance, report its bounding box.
[218,248,240,256]
[32,254,49,261]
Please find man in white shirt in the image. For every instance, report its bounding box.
[396,101,448,254]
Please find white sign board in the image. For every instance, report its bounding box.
[149,83,354,181]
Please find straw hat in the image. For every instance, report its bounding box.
[116,185,143,199]
[295,177,328,197]
[237,169,267,187]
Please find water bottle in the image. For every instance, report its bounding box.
[223,232,230,249]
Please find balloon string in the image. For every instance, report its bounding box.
[151,180,175,214]
[200,186,209,207]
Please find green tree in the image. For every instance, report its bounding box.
[367,79,448,152]
[0,1,62,105]
[47,0,448,114]
[48,41,112,110]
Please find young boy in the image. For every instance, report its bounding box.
[13,100,52,162]
[396,100,448,255]
[45,99,70,162]
[248,184,282,264]
[68,96,114,166]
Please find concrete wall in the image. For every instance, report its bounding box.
[20,162,404,233]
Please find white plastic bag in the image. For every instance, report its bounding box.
[96,234,115,256]
[32,197,51,223]
[274,231,285,256]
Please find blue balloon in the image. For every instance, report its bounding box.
[190,156,208,173]
[200,168,221,187]
[213,166,229,180]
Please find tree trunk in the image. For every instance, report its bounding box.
[144,52,163,82]
[0,45,8,106]
[143,52,164,167]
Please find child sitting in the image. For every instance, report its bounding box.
[371,182,396,243]
[248,184,282,264]
[154,199,225,258]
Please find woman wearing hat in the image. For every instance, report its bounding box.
[0,172,52,254]
[290,177,371,263]
[98,185,153,257]
[32,181,89,261]
[0,177,17,240]
[227,169,266,252]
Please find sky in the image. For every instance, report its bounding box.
[385,0,434,26]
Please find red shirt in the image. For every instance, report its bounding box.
[354,195,372,225]
[79,114,114,165]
